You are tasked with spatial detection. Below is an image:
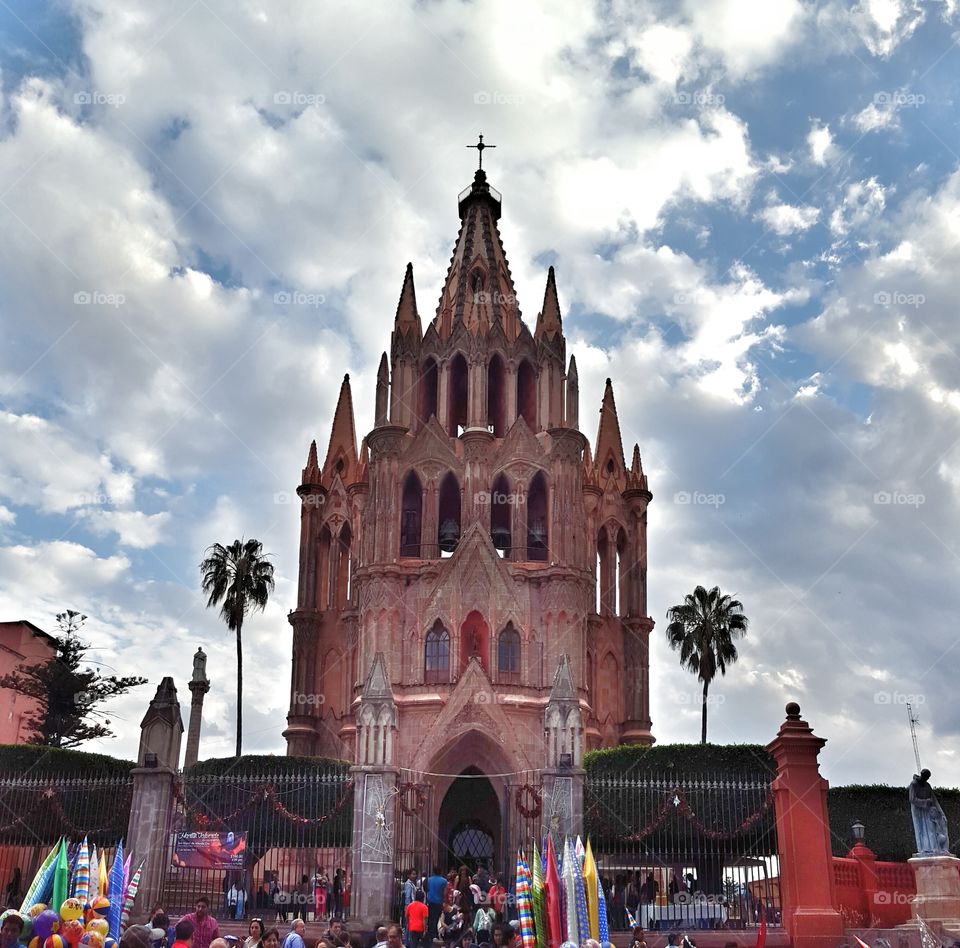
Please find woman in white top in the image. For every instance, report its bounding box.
[244,920,265,948]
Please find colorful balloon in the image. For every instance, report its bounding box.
[45,935,68,948]
[20,915,33,942]
[33,911,60,942]
[28,937,42,948]
[59,902,83,924]
[86,900,109,923]
[28,907,47,919]
[79,933,104,948]
[102,936,117,948]
[61,920,84,946]
[84,922,108,939]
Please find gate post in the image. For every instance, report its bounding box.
[541,655,584,845]
[126,678,184,920]
[767,702,843,948]
[350,653,399,925]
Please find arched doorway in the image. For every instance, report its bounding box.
[437,767,501,872]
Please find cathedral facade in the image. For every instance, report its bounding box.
[284,165,653,881]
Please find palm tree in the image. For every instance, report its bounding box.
[200,539,275,757]
[665,584,748,744]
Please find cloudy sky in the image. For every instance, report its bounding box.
[1,0,959,789]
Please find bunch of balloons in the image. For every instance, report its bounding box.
[8,900,117,948]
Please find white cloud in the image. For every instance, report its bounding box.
[808,121,835,166]
[83,509,171,549]
[759,202,820,235]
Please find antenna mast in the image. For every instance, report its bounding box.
[907,702,922,772]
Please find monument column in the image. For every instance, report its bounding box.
[126,678,183,920]
[541,655,585,846]
[766,702,843,948]
[183,647,210,769]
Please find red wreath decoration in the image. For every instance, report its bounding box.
[515,783,542,819]
[398,782,428,816]
[0,783,132,837]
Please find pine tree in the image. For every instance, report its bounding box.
[0,610,148,748]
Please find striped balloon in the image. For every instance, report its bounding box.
[531,844,547,948]
[73,839,90,907]
[106,841,124,939]
[119,864,142,933]
[515,852,535,948]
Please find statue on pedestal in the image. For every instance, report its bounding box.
[910,769,950,856]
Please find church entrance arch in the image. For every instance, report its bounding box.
[437,767,500,872]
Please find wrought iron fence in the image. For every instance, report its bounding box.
[585,772,780,932]
[0,773,132,911]
[162,766,353,918]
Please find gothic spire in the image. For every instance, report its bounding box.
[394,262,422,337]
[301,438,320,484]
[535,265,563,341]
[595,377,625,477]
[565,354,579,429]
[322,373,358,484]
[434,170,521,341]
[375,352,389,427]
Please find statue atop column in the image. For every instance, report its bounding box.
[910,769,950,855]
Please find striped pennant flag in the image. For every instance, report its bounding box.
[531,844,547,948]
[516,852,535,948]
[596,874,609,943]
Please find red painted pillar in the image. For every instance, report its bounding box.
[767,702,844,948]
[849,841,878,921]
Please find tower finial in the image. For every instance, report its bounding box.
[467,133,496,171]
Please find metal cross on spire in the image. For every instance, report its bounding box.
[467,133,496,170]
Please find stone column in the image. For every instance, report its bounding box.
[183,648,209,769]
[766,702,843,948]
[127,678,183,920]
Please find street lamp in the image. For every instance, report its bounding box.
[852,820,865,842]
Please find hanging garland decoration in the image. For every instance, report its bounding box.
[615,787,774,843]
[0,784,131,838]
[398,782,428,816]
[515,783,543,820]
[173,780,354,829]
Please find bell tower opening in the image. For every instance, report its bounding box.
[448,353,468,436]
[438,766,501,872]
[487,355,507,436]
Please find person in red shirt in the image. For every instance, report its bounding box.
[404,893,429,948]
[171,919,194,948]
[182,898,219,948]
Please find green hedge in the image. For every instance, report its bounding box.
[187,754,350,776]
[0,744,136,776]
[827,784,960,862]
[585,742,777,777]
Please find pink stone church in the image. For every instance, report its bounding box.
[284,161,654,880]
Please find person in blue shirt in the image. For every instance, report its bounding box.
[426,866,448,940]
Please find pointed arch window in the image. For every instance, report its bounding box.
[448,353,468,437]
[497,623,521,682]
[424,622,450,684]
[517,359,537,430]
[526,471,548,562]
[490,472,511,557]
[400,471,423,557]
[487,354,507,436]
[438,471,461,556]
[419,358,439,424]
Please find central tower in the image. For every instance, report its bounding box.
[284,161,654,893]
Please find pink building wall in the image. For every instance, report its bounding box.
[0,620,57,744]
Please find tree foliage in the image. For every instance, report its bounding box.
[0,611,147,748]
[665,585,749,743]
[200,539,275,758]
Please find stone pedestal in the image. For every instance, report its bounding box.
[126,766,178,920]
[541,768,584,843]
[349,766,400,926]
[909,854,960,932]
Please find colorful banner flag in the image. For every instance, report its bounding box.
[73,838,90,906]
[544,835,564,948]
[596,874,609,944]
[19,840,60,912]
[51,838,69,912]
[531,843,547,948]
[582,839,599,941]
[98,851,108,898]
[106,840,124,939]
[571,839,589,945]
[121,855,131,908]
[516,852,535,948]
[88,845,99,903]
[562,838,579,947]
[120,863,143,933]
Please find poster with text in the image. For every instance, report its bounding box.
[173,831,247,868]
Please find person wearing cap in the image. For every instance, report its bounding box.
[120,926,155,948]
[0,912,24,948]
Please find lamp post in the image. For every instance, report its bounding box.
[852,820,865,843]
